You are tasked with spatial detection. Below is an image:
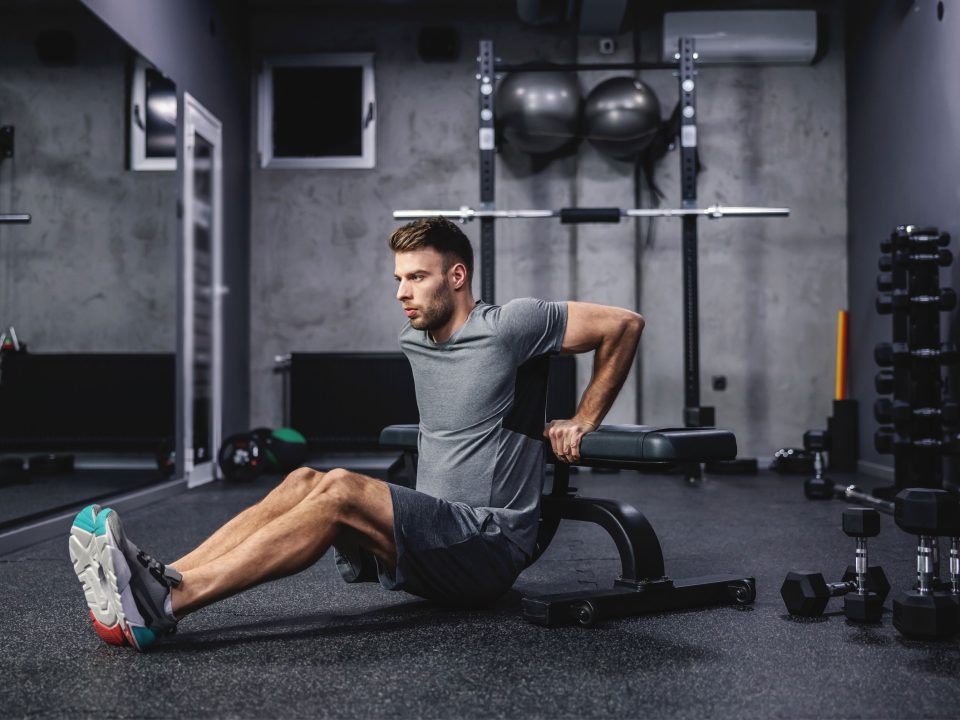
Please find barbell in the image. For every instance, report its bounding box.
[393,205,789,223]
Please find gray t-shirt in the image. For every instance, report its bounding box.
[398,298,569,558]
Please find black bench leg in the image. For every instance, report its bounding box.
[522,575,756,627]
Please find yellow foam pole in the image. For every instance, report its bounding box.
[835,310,848,401]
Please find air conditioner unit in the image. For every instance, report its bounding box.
[662,10,818,65]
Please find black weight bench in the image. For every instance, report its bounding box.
[380,423,756,627]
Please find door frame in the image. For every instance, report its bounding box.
[178,92,224,488]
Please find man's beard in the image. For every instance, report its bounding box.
[410,280,455,333]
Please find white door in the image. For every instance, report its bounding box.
[180,93,224,488]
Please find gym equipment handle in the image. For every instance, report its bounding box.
[559,208,621,224]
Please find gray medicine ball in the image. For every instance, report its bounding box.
[584,77,661,160]
[496,69,581,154]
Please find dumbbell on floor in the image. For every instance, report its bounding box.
[781,509,888,622]
[802,429,833,500]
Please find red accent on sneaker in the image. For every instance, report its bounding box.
[89,610,127,646]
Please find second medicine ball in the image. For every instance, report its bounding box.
[496,68,581,154]
[584,77,661,160]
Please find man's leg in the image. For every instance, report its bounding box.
[170,468,396,618]
[172,467,328,572]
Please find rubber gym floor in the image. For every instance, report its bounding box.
[2,467,958,719]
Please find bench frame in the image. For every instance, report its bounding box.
[384,425,756,627]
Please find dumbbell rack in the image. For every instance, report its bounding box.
[874,225,959,496]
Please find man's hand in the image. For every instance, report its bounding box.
[544,417,597,464]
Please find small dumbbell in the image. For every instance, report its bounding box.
[878,288,956,312]
[875,370,894,395]
[875,342,960,368]
[781,509,888,621]
[892,489,960,639]
[840,508,886,622]
[875,342,908,368]
[802,430,833,500]
[874,399,959,426]
[874,427,908,454]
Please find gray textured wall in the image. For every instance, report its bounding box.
[249,9,848,458]
[847,0,960,475]
[0,5,176,351]
[81,0,252,437]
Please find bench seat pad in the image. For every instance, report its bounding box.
[379,424,736,463]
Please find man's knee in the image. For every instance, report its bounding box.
[305,468,358,515]
[277,466,323,501]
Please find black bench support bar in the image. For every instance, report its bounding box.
[522,575,757,627]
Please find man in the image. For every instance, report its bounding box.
[68,217,644,650]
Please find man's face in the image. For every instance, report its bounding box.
[394,248,455,332]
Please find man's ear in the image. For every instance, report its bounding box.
[450,262,467,290]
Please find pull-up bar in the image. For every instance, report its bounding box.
[494,61,678,73]
[394,205,790,223]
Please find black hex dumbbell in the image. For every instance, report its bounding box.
[874,342,908,368]
[876,342,960,368]
[875,427,910,454]
[897,249,954,266]
[875,399,959,426]
[802,430,833,500]
[781,509,889,621]
[883,288,957,312]
[892,489,960,640]
[875,370,894,395]
[840,508,887,622]
[874,398,907,425]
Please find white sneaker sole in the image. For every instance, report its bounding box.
[68,508,148,649]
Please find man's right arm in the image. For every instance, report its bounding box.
[544,302,644,463]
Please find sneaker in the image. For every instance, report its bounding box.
[68,504,182,650]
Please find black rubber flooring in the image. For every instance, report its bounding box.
[2,469,959,719]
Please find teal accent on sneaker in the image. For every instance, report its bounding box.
[131,625,157,648]
[72,505,99,534]
[93,508,114,537]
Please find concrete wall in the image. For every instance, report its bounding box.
[249,8,848,458]
[0,5,176,351]
[847,0,960,476]
[80,0,252,436]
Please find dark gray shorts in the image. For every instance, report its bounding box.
[334,484,528,606]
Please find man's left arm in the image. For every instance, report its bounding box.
[544,301,645,463]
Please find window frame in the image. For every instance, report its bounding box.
[257,53,376,170]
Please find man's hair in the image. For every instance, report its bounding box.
[389,217,474,282]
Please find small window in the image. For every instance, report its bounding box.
[258,53,376,169]
[129,56,177,171]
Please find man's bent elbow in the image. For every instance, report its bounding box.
[625,311,645,339]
